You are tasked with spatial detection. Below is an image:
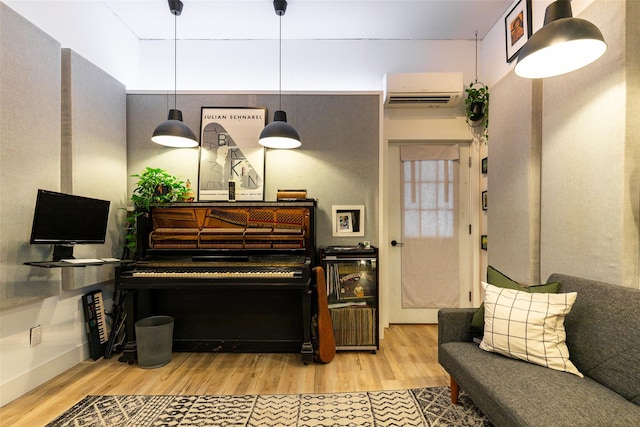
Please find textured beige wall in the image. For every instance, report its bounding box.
[487,74,541,284]
[488,0,639,288]
[60,49,128,290]
[541,0,637,287]
[0,3,61,308]
[624,0,640,289]
[0,7,129,405]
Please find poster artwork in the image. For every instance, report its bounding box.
[199,107,266,201]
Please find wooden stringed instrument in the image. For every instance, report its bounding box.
[311,266,336,363]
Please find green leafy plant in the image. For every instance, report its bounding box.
[130,167,189,211]
[465,82,489,140]
[123,167,189,257]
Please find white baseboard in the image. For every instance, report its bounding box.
[0,343,88,407]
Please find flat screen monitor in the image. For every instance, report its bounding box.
[30,189,110,260]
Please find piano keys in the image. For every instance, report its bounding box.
[130,268,304,279]
[118,259,309,287]
[121,256,309,282]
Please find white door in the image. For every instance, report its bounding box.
[388,142,472,323]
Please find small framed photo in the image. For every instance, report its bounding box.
[338,212,353,233]
[482,157,488,174]
[481,235,488,250]
[482,191,488,211]
[332,205,364,237]
[505,0,532,63]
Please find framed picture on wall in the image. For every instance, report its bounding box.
[338,212,353,233]
[198,107,266,201]
[505,0,532,63]
[481,235,488,250]
[482,191,488,211]
[482,157,488,174]
[332,205,364,237]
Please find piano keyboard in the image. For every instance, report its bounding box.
[82,290,108,360]
[131,269,302,279]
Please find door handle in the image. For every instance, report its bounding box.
[391,240,404,247]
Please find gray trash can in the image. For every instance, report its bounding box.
[135,315,174,369]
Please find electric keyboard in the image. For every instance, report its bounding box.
[82,289,108,360]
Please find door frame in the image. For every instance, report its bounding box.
[379,109,482,331]
[387,142,472,323]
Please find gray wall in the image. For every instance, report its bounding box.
[126,93,380,249]
[488,0,639,288]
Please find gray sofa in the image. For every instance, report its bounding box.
[438,274,640,427]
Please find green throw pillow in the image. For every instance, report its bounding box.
[470,266,561,331]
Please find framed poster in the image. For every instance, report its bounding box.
[199,107,266,200]
[332,205,364,237]
[505,0,532,63]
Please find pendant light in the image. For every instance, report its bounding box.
[514,0,606,79]
[151,0,198,148]
[259,0,301,149]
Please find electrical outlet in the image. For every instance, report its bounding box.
[30,325,42,347]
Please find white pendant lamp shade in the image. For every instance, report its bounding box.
[152,0,198,148]
[152,109,198,148]
[259,110,301,149]
[515,1,606,79]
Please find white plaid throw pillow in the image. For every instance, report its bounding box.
[479,282,583,377]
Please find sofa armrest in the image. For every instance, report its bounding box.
[438,308,477,345]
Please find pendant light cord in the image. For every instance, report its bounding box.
[174,13,178,110]
[474,30,478,84]
[278,13,282,110]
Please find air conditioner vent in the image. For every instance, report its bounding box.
[387,95,456,106]
[383,72,463,108]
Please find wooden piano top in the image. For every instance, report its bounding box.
[137,202,317,261]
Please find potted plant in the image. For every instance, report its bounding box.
[465,82,489,139]
[123,167,189,257]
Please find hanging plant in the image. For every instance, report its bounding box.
[465,82,489,140]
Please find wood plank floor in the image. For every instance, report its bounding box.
[0,324,449,426]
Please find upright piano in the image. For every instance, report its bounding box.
[116,200,317,364]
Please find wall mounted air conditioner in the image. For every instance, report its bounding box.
[383,72,463,108]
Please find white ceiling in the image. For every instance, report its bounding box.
[104,0,514,41]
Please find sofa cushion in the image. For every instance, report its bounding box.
[470,266,560,330]
[479,282,582,377]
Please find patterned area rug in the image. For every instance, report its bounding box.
[46,386,492,427]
